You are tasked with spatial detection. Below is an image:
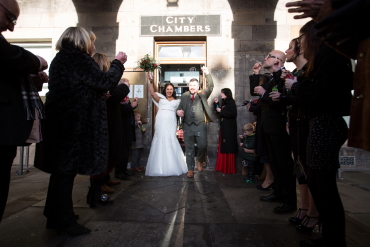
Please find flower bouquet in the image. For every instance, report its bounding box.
[134,54,160,72]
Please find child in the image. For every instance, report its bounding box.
[239,123,257,183]
[131,111,146,172]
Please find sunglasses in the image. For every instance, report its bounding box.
[0,3,17,25]
[265,54,283,62]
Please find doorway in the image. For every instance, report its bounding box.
[153,41,207,151]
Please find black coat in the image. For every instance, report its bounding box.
[214,99,238,153]
[0,36,40,146]
[39,47,124,175]
[106,84,130,168]
[294,45,353,119]
[248,100,268,158]
[249,71,288,135]
[120,101,136,147]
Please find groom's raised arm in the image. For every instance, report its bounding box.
[203,73,214,99]
[200,67,214,100]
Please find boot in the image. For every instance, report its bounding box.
[244,173,254,183]
[101,184,115,193]
[242,160,248,176]
[88,177,114,208]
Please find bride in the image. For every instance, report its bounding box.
[145,72,188,176]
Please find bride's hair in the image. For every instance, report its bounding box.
[162,82,177,99]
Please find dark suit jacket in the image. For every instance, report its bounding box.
[249,71,287,135]
[0,35,40,146]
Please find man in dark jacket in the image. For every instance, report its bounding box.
[0,0,48,222]
[250,50,297,214]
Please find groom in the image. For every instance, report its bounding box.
[177,66,216,177]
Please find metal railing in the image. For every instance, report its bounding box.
[16,146,30,175]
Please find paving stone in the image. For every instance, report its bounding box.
[1,167,370,247]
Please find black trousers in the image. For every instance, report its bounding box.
[307,167,347,247]
[43,173,77,229]
[115,152,128,175]
[0,145,17,222]
[265,133,297,205]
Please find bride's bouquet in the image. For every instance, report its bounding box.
[134,54,160,72]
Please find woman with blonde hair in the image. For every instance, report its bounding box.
[36,27,127,236]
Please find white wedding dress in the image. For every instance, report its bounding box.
[145,93,188,176]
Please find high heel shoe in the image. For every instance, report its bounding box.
[296,215,320,232]
[256,183,273,191]
[289,208,308,225]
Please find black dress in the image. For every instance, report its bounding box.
[295,45,353,247]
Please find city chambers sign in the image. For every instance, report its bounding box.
[141,15,221,36]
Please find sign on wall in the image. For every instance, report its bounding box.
[141,15,221,36]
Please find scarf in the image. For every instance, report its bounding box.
[20,75,45,120]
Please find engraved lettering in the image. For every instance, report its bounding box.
[187,17,195,23]
[205,25,211,32]
[197,25,203,32]
[150,25,157,32]
[179,17,186,23]
[175,26,182,32]
[166,17,173,24]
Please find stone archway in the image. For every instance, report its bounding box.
[72,0,124,59]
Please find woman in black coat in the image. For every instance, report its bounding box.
[213,88,238,174]
[39,27,127,236]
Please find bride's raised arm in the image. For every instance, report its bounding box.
[148,71,160,103]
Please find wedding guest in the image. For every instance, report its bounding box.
[287,20,353,247]
[38,27,127,236]
[247,94,273,190]
[239,123,257,183]
[213,88,238,174]
[270,32,319,232]
[115,80,138,180]
[86,53,129,201]
[251,50,297,214]
[0,0,48,223]
[131,111,146,172]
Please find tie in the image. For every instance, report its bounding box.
[191,94,195,102]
